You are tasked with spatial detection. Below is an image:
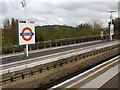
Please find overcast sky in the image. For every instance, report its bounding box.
[0,0,120,28]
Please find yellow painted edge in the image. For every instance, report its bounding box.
[66,59,119,88]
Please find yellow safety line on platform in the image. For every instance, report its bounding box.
[65,59,119,88]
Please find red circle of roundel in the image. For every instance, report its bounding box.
[22,27,33,41]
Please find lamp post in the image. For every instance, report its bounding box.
[107,10,116,41]
[21,0,29,57]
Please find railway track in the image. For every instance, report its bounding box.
[1,42,120,88]
[37,55,120,89]
[0,40,119,75]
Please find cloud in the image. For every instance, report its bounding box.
[0,0,119,28]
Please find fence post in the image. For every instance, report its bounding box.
[61,41,62,46]
[39,69,42,73]
[65,61,68,64]
[47,66,49,70]
[75,58,77,61]
[30,46,32,51]
[56,42,57,47]
[73,40,75,44]
[2,49,4,55]
[31,71,33,75]
[44,43,46,48]
[22,74,24,79]
[13,49,15,54]
[54,64,56,68]
[13,47,15,54]
[37,43,39,50]
[66,41,67,45]
[50,43,52,48]
[70,40,72,44]
[60,62,63,66]
[10,77,13,82]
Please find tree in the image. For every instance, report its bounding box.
[109,18,120,34]
[114,18,120,34]
[3,19,10,29]
[91,19,103,35]
[11,18,17,30]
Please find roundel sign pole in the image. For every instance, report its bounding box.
[18,21,35,57]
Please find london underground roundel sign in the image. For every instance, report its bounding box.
[20,27,34,41]
[18,21,35,45]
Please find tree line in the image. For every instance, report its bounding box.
[2,18,120,46]
[2,18,18,46]
[35,23,102,42]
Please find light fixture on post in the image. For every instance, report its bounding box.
[107,10,117,41]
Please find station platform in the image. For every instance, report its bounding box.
[51,56,120,89]
[81,63,119,89]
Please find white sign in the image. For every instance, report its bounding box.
[110,24,114,35]
[18,21,35,45]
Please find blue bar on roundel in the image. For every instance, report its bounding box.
[20,33,34,36]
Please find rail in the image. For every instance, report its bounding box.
[1,43,120,84]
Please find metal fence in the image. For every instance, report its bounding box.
[1,33,120,55]
[1,35,103,55]
[1,44,120,84]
